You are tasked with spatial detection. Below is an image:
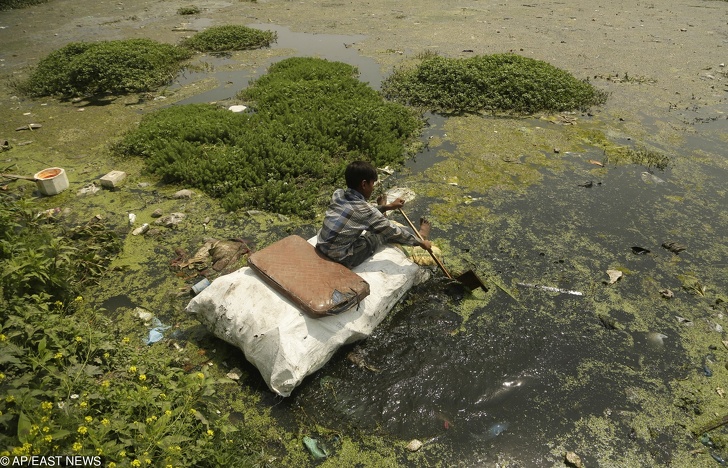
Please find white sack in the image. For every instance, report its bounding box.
[186,237,429,396]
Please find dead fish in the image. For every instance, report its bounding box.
[346,351,380,372]
[662,241,686,254]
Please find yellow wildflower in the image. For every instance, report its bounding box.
[122,337,130,344]
[72,442,82,452]
[101,380,110,388]
[77,426,88,435]
[79,401,88,409]
[159,393,166,400]
[119,451,126,458]
[206,429,214,437]
[138,374,146,381]
[108,463,117,468]
[131,460,141,467]
[41,401,53,411]
[103,352,110,359]
[128,365,137,373]
[54,352,63,360]
[75,295,83,302]
[101,418,110,426]
[42,426,50,433]
[75,336,83,343]
[44,435,52,443]
[40,416,48,423]
[6,395,15,403]
[0,372,5,381]
[0,334,6,341]
[84,416,92,423]
[196,372,205,380]
[165,410,172,416]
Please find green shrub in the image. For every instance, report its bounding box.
[180,25,276,52]
[0,0,48,10]
[21,39,192,97]
[381,53,608,114]
[116,58,422,217]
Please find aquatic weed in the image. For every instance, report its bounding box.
[180,25,276,52]
[381,53,608,114]
[19,39,192,98]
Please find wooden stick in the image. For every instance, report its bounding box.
[0,173,38,181]
[693,414,728,436]
[399,209,453,279]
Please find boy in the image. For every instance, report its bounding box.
[317,161,433,268]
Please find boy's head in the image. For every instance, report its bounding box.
[345,161,378,198]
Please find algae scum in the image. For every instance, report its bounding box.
[6,20,728,467]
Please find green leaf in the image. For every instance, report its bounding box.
[17,411,31,443]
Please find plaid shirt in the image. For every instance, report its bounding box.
[316,188,421,262]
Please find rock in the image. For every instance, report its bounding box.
[226,367,243,380]
[132,223,149,236]
[660,288,674,299]
[662,241,686,254]
[151,208,163,218]
[606,269,623,284]
[173,189,194,199]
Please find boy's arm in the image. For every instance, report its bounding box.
[376,196,406,213]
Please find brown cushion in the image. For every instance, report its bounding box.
[247,235,370,318]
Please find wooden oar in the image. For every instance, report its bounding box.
[1,173,38,181]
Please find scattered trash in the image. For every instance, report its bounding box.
[588,159,604,167]
[486,422,509,439]
[226,367,242,380]
[34,167,69,196]
[302,436,328,460]
[346,351,380,372]
[631,246,651,255]
[641,171,665,184]
[99,170,127,189]
[703,354,716,377]
[228,105,247,113]
[578,181,593,188]
[155,212,186,227]
[662,241,686,254]
[406,439,423,452]
[565,451,585,468]
[146,318,171,345]
[517,283,584,296]
[606,269,623,285]
[647,332,667,347]
[1,140,10,152]
[76,183,100,196]
[660,288,674,299]
[191,278,211,295]
[128,213,136,225]
[676,316,694,326]
[15,123,42,131]
[132,223,149,236]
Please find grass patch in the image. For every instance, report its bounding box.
[180,25,276,52]
[19,39,192,98]
[115,57,422,218]
[381,53,608,114]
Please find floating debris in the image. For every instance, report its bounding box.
[565,451,584,468]
[406,439,423,452]
[155,212,186,227]
[662,241,686,254]
[578,181,593,188]
[76,183,100,196]
[517,283,584,296]
[15,123,42,131]
[660,288,674,299]
[676,316,694,326]
[226,367,243,380]
[606,269,623,285]
[588,159,604,167]
[302,436,328,460]
[346,351,380,372]
[631,246,651,255]
[132,223,149,236]
[641,171,665,184]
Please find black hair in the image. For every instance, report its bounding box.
[345,161,378,189]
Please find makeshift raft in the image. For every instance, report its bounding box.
[186,235,429,396]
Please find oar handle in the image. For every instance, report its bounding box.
[398,209,453,279]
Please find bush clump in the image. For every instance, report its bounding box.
[177,5,200,15]
[381,53,608,114]
[0,0,48,10]
[180,25,276,52]
[116,57,422,217]
[21,39,192,98]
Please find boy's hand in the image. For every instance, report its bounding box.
[386,197,406,211]
[419,239,433,251]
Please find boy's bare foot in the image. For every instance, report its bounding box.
[376,194,386,206]
[419,217,431,240]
